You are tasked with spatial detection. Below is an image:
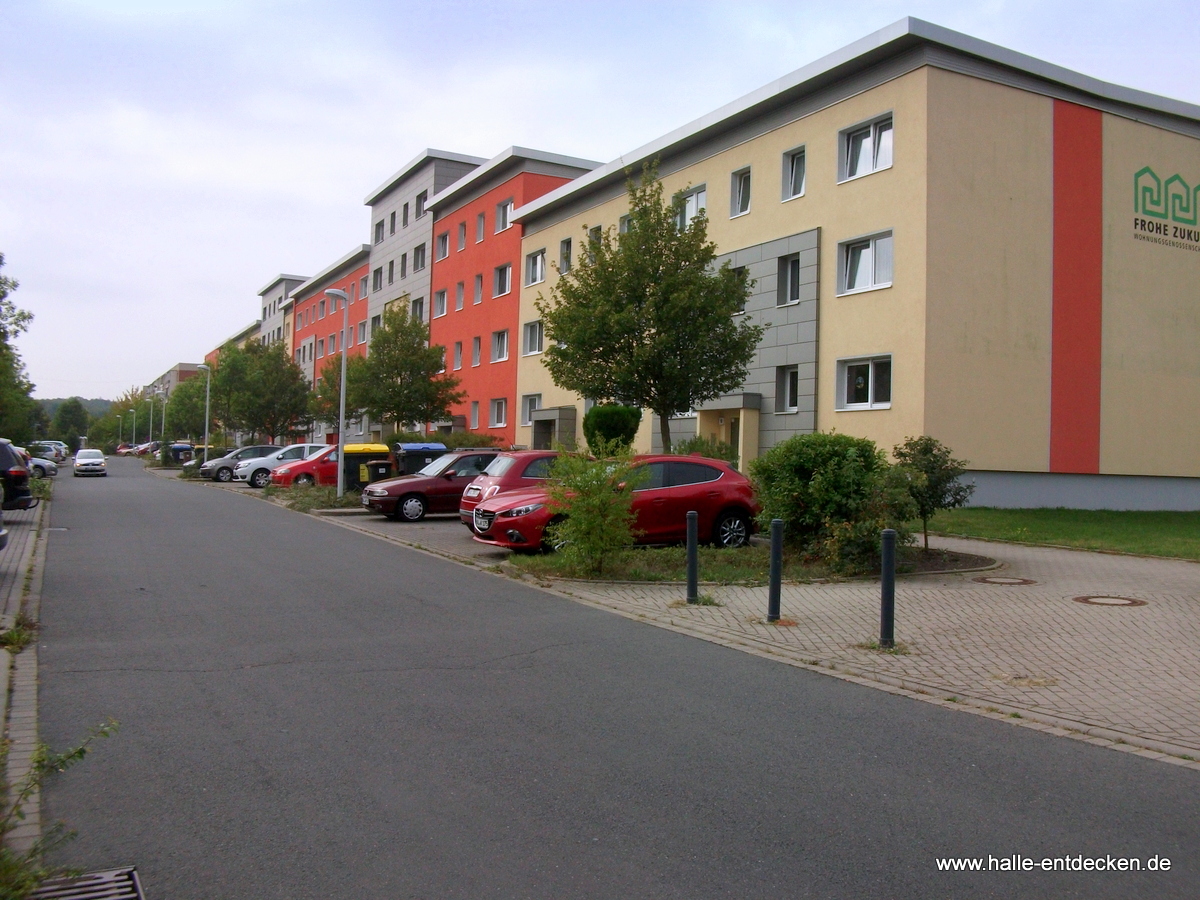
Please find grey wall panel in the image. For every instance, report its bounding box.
[964,470,1200,510]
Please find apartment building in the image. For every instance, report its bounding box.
[426,148,600,444]
[514,17,1200,508]
[258,275,307,356]
[291,245,371,384]
[363,150,485,337]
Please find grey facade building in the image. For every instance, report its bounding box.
[258,274,307,349]
[147,362,202,398]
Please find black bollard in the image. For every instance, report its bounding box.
[767,518,784,622]
[686,511,699,604]
[880,528,896,648]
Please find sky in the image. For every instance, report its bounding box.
[2,0,1199,400]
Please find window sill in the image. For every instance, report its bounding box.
[782,192,805,203]
[494,290,512,298]
[729,210,750,220]
[495,225,513,234]
[836,163,893,185]
[774,408,800,415]
[525,279,545,288]
[836,403,892,412]
[522,350,543,357]
[490,358,509,364]
[836,283,892,298]
[775,299,801,308]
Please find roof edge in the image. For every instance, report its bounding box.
[364,148,488,206]
[292,245,372,298]
[428,146,603,214]
[256,273,309,297]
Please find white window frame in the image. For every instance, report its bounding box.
[433,290,447,318]
[559,238,572,273]
[778,254,801,306]
[457,222,467,251]
[410,296,424,323]
[525,249,546,286]
[453,341,462,370]
[494,263,512,297]
[473,274,483,305]
[730,167,751,218]
[455,282,464,311]
[839,113,893,182]
[782,146,806,200]
[357,321,366,344]
[471,336,481,367]
[476,212,486,242]
[470,401,479,429]
[521,393,542,426]
[836,355,892,410]
[489,398,507,428]
[775,365,799,413]
[435,232,449,260]
[676,185,707,229]
[415,190,428,218]
[495,199,514,232]
[523,320,544,355]
[491,329,509,362]
[412,243,426,271]
[837,230,893,295]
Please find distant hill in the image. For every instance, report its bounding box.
[40,398,112,419]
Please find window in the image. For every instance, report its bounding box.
[587,225,602,262]
[778,254,800,306]
[470,401,479,429]
[402,202,409,227]
[841,115,893,181]
[347,326,355,348]
[358,321,366,344]
[434,290,447,318]
[489,398,507,427]
[329,332,337,353]
[453,341,462,370]
[372,267,382,292]
[389,211,396,234]
[457,222,466,250]
[839,232,893,294]
[370,314,381,335]
[677,186,707,229]
[388,260,394,285]
[618,214,632,233]
[523,320,544,355]
[837,356,892,409]
[732,267,747,314]
[436,232,449,260]
[411,296,424,322]
[730,168,751,217]
[476,212,486,242]
[525,249,545,285]
[400,252,407,278]
[330,294,338,313]
[775,365,799,413]
[360,276,368,299]
[521,394,541,426]
[473,273,483,304]
[559,238,572,273]
[455,282,464,311]
[472,336,481,366]
[494,263,511,296]
[413,243,426,271]
[495,199,514,232]
[415,190,428,217]
[491,329,509,362]
[318,299,326,319]
[317,339,325,358]
[783,147,806,199]
[374,220,384,244]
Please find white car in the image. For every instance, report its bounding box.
[233,443,326,488]
[73,449,107,477]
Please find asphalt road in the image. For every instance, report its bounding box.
[39,458,1198,899]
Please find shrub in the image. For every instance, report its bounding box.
[814,466,919,573]
[673,434,739,465]
[893,435,975,550]
[582,404,642,451]
[440,431,500,449]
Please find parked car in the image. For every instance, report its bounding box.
[115,443,135,456]
[27,442,66,463]
[362,450,499,521]
[198,445,282,482]
[21,450,58,478]
[0,439,34,510]
[234,443,325,488]
[133,441,160,457]
[471,455,760,551]
[459,450,558,532]
[271,443,392,489]
[73,448,107,477]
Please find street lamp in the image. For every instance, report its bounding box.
[117,415,123,446]
[156,390,167,441]
[129,409,136,445]
[325,289,350,499]
[145,397,154,447]
[197,364,212,464]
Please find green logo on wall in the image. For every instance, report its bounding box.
[1134,166,1199,225]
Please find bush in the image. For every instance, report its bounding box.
[440,431,500,449]
[673,434,739,465]
[582,404,642,450]
[814,466,919,573]
[893,435,974,550]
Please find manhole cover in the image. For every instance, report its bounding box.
[1073,595,1147,607]
[973,576,1037,585]
[31,866,144,899]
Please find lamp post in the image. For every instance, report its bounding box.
[117,415,123,446]
[325,289,350,498]
[197,364,212,464]
[156,390,167,441]
[145,397,154,447]
[129,409,136,445]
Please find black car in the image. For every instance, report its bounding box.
[0,439,34,511]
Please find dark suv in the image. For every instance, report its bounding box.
[0,439,34,511]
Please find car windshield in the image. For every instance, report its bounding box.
[483,456,516,477]
[417,454,458,477]
[77,450,103,459]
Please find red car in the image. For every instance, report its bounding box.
[459,450,558,532]
[471,455,760,551]
[361,450,498,521]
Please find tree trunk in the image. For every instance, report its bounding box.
[658,410,672,454]
[923,516,929,552]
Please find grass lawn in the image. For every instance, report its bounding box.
[927,508,1200,560]
[261,484,363,513]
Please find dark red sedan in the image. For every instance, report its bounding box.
[458,450,558,532]
[471,455,760,551]
[361,450,498,521]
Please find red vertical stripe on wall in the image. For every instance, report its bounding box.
[1050,101,1103,474]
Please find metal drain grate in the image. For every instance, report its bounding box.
[30,866,144,900]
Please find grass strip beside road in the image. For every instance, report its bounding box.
[928,508,1200,560]
[261,484,364,513]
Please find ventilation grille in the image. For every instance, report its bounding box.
[31,867,144,900]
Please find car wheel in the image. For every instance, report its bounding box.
[397,494,426,522]
[215,467,233,483]
[32,465,45,478]
[713,511,750,549]
[294,474,315,487]
[250,469,271,489]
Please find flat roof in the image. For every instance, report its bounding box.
[428,146,603,214]
[291,245,372,300]
[515,16,1200,224]
[256,274,309,297]
[363,148,488,206]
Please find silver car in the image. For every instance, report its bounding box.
[73,449,107,477]
[233,443,326,488]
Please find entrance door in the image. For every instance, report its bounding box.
[532,419,554,450]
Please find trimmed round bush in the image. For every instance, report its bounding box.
[582,404,642,450]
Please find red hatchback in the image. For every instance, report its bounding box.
[471,455,760,551]
[362,450,498,521]
[459,450,558,532]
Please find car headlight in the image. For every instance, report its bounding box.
[500,503,543,518]
[276,467,291,476]
[366,487,388,496]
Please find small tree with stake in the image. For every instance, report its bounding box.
[893,435,975,551]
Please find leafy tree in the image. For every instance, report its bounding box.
[162,375,208,441]
[0,253,41,444]
[87,386,149,450]
[893,435,975,551]
[211,343,251,439]
[51,398,90,452]
[348,304,463,432]
[235,342,310,442]
[581,403,642,450]
[308,352,366,429]
[535,164,764,452]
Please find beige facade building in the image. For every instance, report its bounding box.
[513,18,1200,509]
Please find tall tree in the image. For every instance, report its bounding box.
[0,253,41,444]
[51,398,91,452]
[308,352,366,429]
[535,164,764,452]
[235,342,310,442]
[211,343,251,440]
[161,375,208,441]
[348,304,463,432]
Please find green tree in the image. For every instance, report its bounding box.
[581,403,642,450]
[211,343,251,439]
[309,352,366,429]
[162,375,208,441]
[235,342,311,442]
[893,435,975,551]
[0,253,41,444]
[88,386,149,450]
[51,398,90,452]
[348,304,464,432]
[535,164,764,452]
